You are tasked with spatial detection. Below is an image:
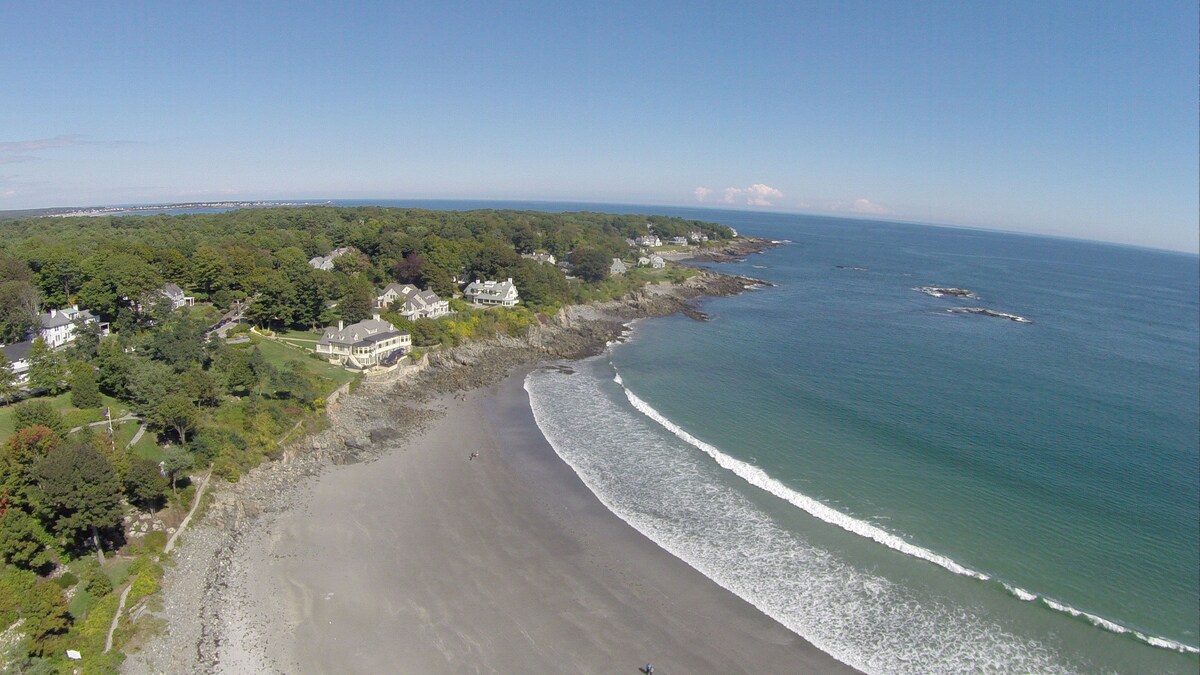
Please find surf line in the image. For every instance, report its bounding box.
[616,371,1200,655]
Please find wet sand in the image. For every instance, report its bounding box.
[230,369,857,673]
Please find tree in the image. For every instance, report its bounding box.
[0,509,54,571]
[34,442,123,563]
[160,446,193,499]
[68,361,102,409]
[95,339,134,398]
[155,393,199,447]
[21,581,70,655]
[76,251,162,322]
[338,278,375,324]
[0,351,19,405]
[181,366,224,408]
[393,252,426,283]
[569,248,611,282]
[70,316,101,360]
[2,426,61,509]
[150,312,209,371]
[0,279,39,344]
[12,400,65,438]
[30,246,83,308]
[122,457,167,510]
[26,338,66,394]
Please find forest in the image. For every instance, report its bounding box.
[0,206,730,670]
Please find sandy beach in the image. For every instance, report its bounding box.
[203,369,855,674]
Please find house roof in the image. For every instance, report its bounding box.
[318,318,408,346]
[464,278,516,298]
[1,340,34,364]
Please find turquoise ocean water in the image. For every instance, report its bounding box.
[522,210,1199,673]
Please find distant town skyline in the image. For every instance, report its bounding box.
[1,1,1196,253]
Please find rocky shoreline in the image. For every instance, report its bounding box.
[673,235,779,263]
[122,267,769,673]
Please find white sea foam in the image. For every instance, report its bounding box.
[611,368,1199,658]
[1003,583,1038,602]
[617,375,992,581]
[526,363,1082,674]
[1041,598,1200,654]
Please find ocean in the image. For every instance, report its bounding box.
[524,211,1199,673]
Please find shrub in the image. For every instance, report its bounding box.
[53,573,78,589]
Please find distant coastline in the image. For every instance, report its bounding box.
[41,200,334,218]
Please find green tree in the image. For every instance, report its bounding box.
[569,248,611,282]
[0,510,54,572]
[338,278,375,324]
[160,446,193,500]
[34,442,123,563]
[155,393,199,447]
[123,457,167,509]
[68,361,102,409]
[2,426,62,509]
[181,366,224,408]
[0,279,39,344]
[69,316,101,360]
[12,400,66,438]
[30,246,83,308]
[26,337,66,394]
[150,311,210,371]
[0,350,19,404]
[76,251,162,323]
[95,339,134,398]
[22,580,71,655]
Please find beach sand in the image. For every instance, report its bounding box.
[224,368,857,674]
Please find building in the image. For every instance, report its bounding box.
[308,247,355,271]
[687,231,709,243]
[610,258,627,276]
[521,252,556,265]
[670,236,688,246]
[0,340,32,384]
[649,255,665,269]
[637,256,651,267]
[38,305,103,348]
[463,278,519,307]
[376,284,449,319]
[635,235,662,248]
[160,283,195,310]
[316,316,411,369]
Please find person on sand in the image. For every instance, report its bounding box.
[645,663,653,674]
[469,451,479,460]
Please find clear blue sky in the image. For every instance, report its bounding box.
[2,1,1196,252]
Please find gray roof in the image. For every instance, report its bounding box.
[1,340,34,363]
[318,318,408,347]
[464,278,516,298]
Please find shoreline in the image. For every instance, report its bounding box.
[122,257,863,673]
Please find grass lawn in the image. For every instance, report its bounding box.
[130,431,164,462]
[255,337,358,390]
[0,392,129,445]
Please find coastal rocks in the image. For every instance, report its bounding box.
[948,307,1032,323]
[683,236,779,263]
[916,286,976,298]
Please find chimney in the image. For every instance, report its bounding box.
[372,312,381,321]
[507,277,513,284]
[50,309,56,318]
[338,320,344,331]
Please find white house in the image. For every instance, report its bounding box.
[160,283,195,310]
[316,316,410,369]
[670,236,688,246]
[637,256,651,267]
[635,235,662,247]
[463,278,519,307]
[376,284,449,319]
[649,255,665,269]
[687,231,709,243]
[0,340,33,384]
[610,258,627,276]
[308,247,355,271]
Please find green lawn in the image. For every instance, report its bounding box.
[255,337,358,390]
[0,391,129,445]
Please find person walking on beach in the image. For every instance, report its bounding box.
[644,663,653,674]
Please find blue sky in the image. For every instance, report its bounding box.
[1,1,1196,252]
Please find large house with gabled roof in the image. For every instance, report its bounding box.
[463,278,519,307]
[315,315,411,369]
[376,284,449,319]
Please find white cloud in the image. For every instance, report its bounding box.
[695,183,783,206]
[840,198,891,215]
